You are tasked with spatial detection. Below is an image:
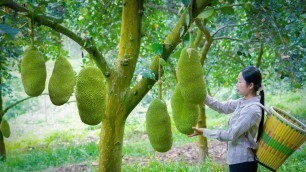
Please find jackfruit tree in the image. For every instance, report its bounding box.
[1,0,305,171]
[1,1,212,170]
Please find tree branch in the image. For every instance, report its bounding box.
[194,29,204,48]
[256,42,264,68]
[212,23,249,37]
[115,0,144,89]
[3,93,48,115]
[144,2,179,14]
[195,19,212,64]
[213,37,244,41]
[213,3,246,10]
[3,1,111,77]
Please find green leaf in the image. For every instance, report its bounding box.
[170,48,183,59]
[185,10,190,27]
[159,58,167,66]
[220,6,234,15]
[183,32,190,44]
[181,0,191,7]
[243,3,252,12]
[0,24,19,38]
[197,8,215,19]
[211,0,219,6]
[151,42,163,55]
[179,26,185,38]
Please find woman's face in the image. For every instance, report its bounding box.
[236,72,253,97]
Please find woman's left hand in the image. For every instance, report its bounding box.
[188,127,204,137]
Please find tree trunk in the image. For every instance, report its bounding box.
[198,104,208,160]
[0,132,5,161]
[98,115,125,172]
[97,0,143,170]
[0,60,5,161]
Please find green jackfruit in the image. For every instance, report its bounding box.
[177,47,206,104]
[146,98,172,152]
[21,46,46,97]
[171,85,199,135]
[49,57,75,106]
[75,66,106,125]
[0,119,10,138]
[179,78,206,104]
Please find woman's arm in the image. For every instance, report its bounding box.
[204,105,262,141]
[205,95,241,114]
[190,105,261,141]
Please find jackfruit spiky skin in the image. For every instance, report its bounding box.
[146,98,173,152]
[177,47,206,104]
[75,66,105,125]
[179,79,206,104]
[21,46,47,97]
[171,85,199,135]
[0,119,10,138]
[49,57,76,106]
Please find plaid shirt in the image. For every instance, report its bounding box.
[204,95,262,165]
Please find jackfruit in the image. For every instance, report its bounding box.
[146,98,172,152]
[75,66,105,125]
[0,119,10,138]
[171,85,199,135]
[21,46,47,97]
[49,57,75,106]
[177,47,206,104]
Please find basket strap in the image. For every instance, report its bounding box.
[243,102,271,117]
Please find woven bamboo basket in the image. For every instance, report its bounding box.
[256,106,306,171]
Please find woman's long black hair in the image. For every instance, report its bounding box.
[241,66,264,141]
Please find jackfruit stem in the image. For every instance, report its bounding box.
[158,57,162,99]
[58,32,61,57]
[29,18,34,47]
[189,28,194,48]
[88,56,94,66]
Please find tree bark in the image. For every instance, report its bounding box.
[256,42,264,68]
[0,132,5,161]
[195,19,214,160]
[0,59,5,161]
[198,105,208,160]
[98,109,126,171]
[98,0,143,171]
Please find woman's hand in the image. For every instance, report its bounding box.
[188,127,204,137]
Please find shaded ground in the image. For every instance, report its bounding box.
[41,140,226,172]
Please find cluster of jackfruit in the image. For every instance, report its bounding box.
[0,119,10,138]
[48,56,75,106]
[75,66,106,125]
[171,47,206,135]
[176,48,206,104]
[146,98,172,152]
[21,46,47,97]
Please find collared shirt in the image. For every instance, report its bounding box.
[204,95,262,165]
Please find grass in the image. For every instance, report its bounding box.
[0,89,305,171]
[122,159,227,172]
[0,142,98,171]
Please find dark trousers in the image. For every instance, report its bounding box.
[229,161,258,172]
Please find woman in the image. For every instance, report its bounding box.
[189,66,265,172]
